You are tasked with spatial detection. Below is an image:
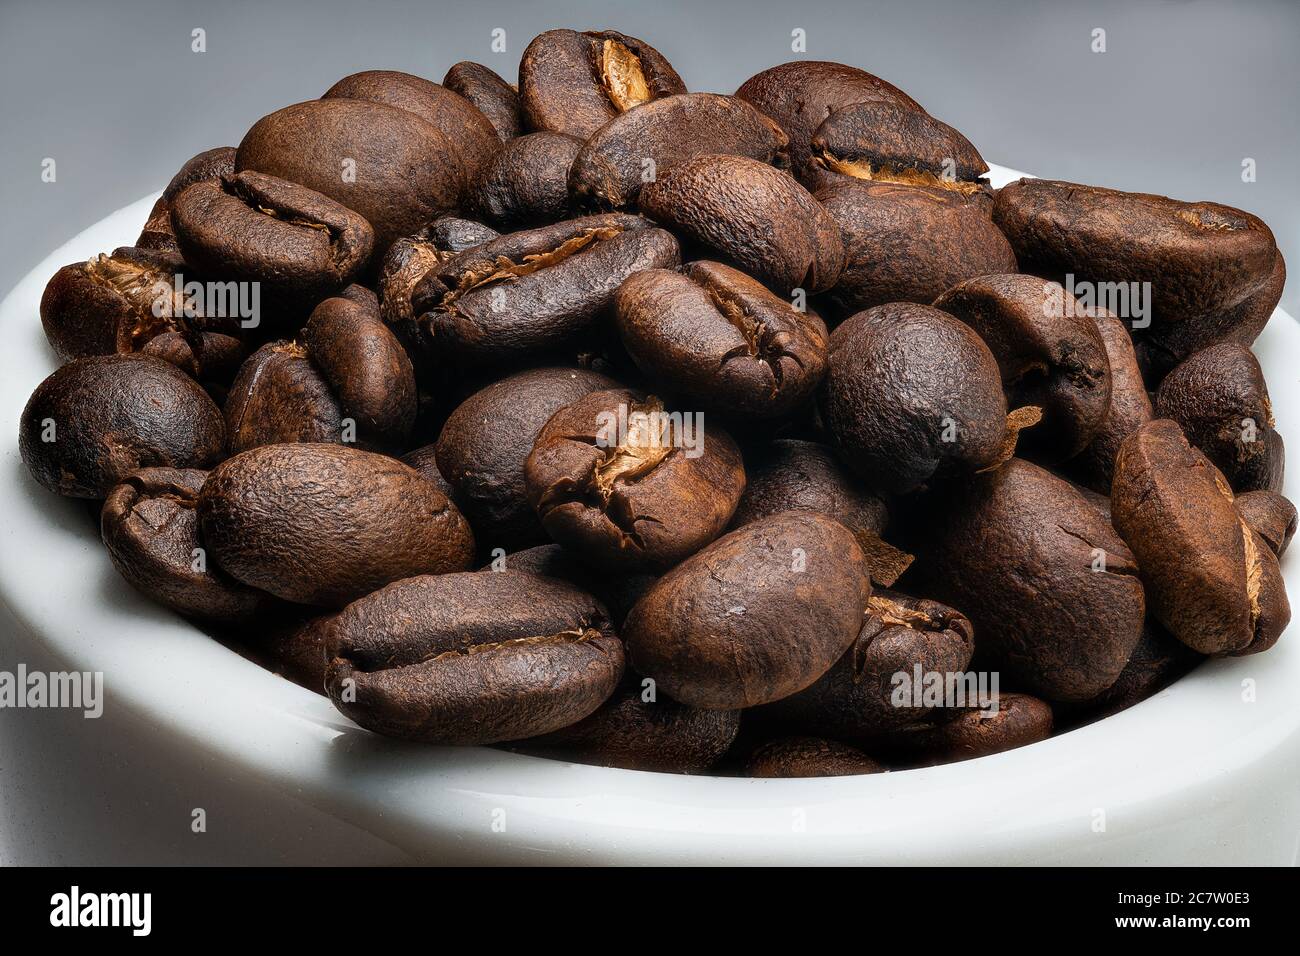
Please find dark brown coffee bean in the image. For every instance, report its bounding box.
[639,155,843,296]
[525,388,746,571]
[224,342,341,450]
[137,146,237,252]
[1111,419,1289,655]
[1154,342,1284,492]
[760,589,973,739]
[517,679,740,773]
[993,179,1280,342]
[614,261,829,419]
[197,443,474,607]
[40,246,204,363]
[1067,313,1155,494]
[410,214,679,365]
[322,70,500,184]
[744,736,886,777]
[808,101,987,194]
[1055,623,1201,726]
[817,180,1017,314]
[100,468,271,623]
[569,93,789,209]
[735,60,923,184]
[320,570,623,744]
[732,439,888,543]
[443,61,523,141]
[236,98,465,254]
[19,355,226,499]
[820,303,1008,495]
[912,458,1145,701]
[872,693,1053,766]
[624,511,871,708]
[935,275,1112,464]
[171,171,374,302]
[337,282,379,312]
[436,366,618,551]
[398,442,459,502]
[1235,490,1297,558]
[519,29,686,139]
[471,131,582,228]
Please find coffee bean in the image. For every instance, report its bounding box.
[197,443,474,607]
[744,736,886,777]
[136,146,237,253]
[320,570,623,744]
[569,92,789,209]
[443,61,523,141]
[471,131,582,228]
[639,154,845,295]
[1054,623,1201,726]
[519,29,686,139]
[20,354,226,498]
[614,261,829,418]
[1235,489,1297,558]
[624,511,871,708]
[871,693,1053,766]
[1111,419,1289,655]
[525,387,746,571]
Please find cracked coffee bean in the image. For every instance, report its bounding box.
[1111,419,1289,655]
[436,366,618,551]
[410,213,679,366]
[519,29,686,139]
[100,468,272,623]
[1234,490,1297,558]
[624,511,872,708]
[1154,342,1284,492]
[935,274,1112,464]
[614,261,829,419]
[912,458,1146,701]
[471,131,582,228]
[197,443,475,607]
[820,303,1008,495]
[744,736,886,778]
[569,92,790,210]
[321,570,624,744]
[524,387,746,571]
[20,354,227,499]
[443,61,524,141]
[136,146,237,252]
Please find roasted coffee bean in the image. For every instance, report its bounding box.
[519,29,686,139]
[1111,419,1289,655]
[993,179,1281,357]
[252,614,329,694]
[1067,312,1155,494]
[640,155,844,296]
[137,146,237,252]
[236,98,465,254]
[471,131,582,228]
[19,355,226,499]
[323,70,500,184]
[171,171,374,303]
[517,679,740,773]
[443,61,523,141]
[525,388,746,571]
[744,736,886,777]
[935,275,1112,464]
[337,282,380,312]
[735,60,923,184]
[410,214,679,365]
[398,442,459,502]
[569,93,789,209]
[614,261,829,419]
[320,570,623,744]
[1235,490,1297,558]
[436,366,618,551]
[1154,342,1284,492]
[820,303,1008,495]
[197,443,474,607]
[759,589,974,739]
[817,180,1017,315]
[100,468,271,623]
[224,296,415,453]
[807,101,987,194]
[1055,623,1201,726]
[732,439,888,543]
[871,693,1053,766]
[912,458,1145,701]
[624,511,872,708]
[40,246,206,363]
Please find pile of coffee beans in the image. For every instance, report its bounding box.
[19,29,1292,777]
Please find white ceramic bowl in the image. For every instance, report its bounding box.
[2,165,1298,865]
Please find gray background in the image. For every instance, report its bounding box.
[1,0,1297,312]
